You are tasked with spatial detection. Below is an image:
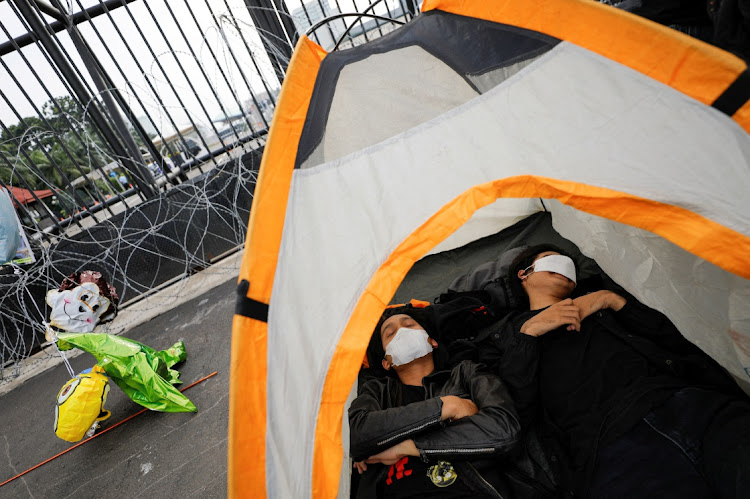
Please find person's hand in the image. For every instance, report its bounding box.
[573,291,627,321]
[353,461,368,474]
[365,439,419,465]
[439,395,479,421]
[520,298,581,336]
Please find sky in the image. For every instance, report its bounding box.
[0,0,411,136]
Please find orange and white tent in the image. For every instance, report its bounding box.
[229,0,750,497]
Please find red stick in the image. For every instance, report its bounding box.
[0,371,218,488]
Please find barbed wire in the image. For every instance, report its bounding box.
[0,0,290,380]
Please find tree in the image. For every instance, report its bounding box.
[0,95,109,190]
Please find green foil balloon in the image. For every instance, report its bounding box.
[56,332,196,413]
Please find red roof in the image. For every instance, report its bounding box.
[3,186,54,207]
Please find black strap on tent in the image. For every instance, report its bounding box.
[235,279,269,322]
[711,69,750,116]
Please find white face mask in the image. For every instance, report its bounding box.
[525,254,577,284]
[385,328,433,367]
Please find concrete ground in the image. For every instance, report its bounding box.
[0,263,238,498]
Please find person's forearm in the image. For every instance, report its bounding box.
[414,367,521,461]
[604,290,626,311]
[498,332,540,424]
[349,396,444,461]
[412,405,521,461]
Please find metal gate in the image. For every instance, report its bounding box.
[0,0,417,377]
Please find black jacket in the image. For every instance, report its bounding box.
[474,293,746,497]
[349,360,545,498]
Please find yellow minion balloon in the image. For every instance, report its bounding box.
[54,365,111,442]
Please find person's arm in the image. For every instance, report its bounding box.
[497,318,542,427]
[572,290,626,321]
[354,396,479,473]
[579,284,684,343]
[349,380,476,461]
[520,299,583,336]
[410,362,521,462]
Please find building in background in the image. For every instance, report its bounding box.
[243,89,279,131]
[291,0,346,50]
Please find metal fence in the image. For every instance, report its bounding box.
[0,0,419,373]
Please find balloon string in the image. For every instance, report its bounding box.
[43,323,75,378]
[55,343,76,379]
[0,371,218,489]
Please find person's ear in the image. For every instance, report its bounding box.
[382,356,393,371]
[517,269,527,280]
[428,338,438,349]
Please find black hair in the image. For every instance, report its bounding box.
[364,304,438,378]
[507,244,573,308]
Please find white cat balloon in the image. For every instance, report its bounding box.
[46,282,112,333]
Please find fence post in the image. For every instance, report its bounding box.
[244,0,298,82]
[67,27,165,194]
[10,0,158,200]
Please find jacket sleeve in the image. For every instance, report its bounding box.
[411,361,521,462]
[611,298,677,340]
[495,322,541,429]
[349,379,445,462]
[608,295,745,395]
[609,292,715,355]
[599,277,685,345]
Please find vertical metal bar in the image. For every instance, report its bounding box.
[313,0,338,48]
[406,0,419,19]
[67,1,178,185]
[9,0,139,186]
[93,0,198,177]
[10,0,154,202]
[96,63,186,187]
[0,88,105,228]
[189,0,268,133]
[115,0,225,172]
[244,0,297,79]
[295,0,322,45]
[394,0,411,21]
[65,26,163,195]
[220,0,280,110]
[2,0,129,204]
[345,0,372,44]
[208,0,274,130]
[328,0,357,47]
[351,0,376,40]
[64,23,157,199]
[156,0,249,142]
[0,67,108,218]
[136,0,234,167]
[0,17,116,221]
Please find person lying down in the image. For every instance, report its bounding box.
[349,244,750,499]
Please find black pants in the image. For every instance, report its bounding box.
[590,387,750,499]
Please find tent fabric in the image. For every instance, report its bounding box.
[296,11,560,168]
[391,212,604,305]
[422,0,749,130]
[228,35,326,499]
[229,1,750,498]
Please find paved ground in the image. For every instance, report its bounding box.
[0,277,236,498]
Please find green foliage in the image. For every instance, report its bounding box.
[0,95,108,190]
